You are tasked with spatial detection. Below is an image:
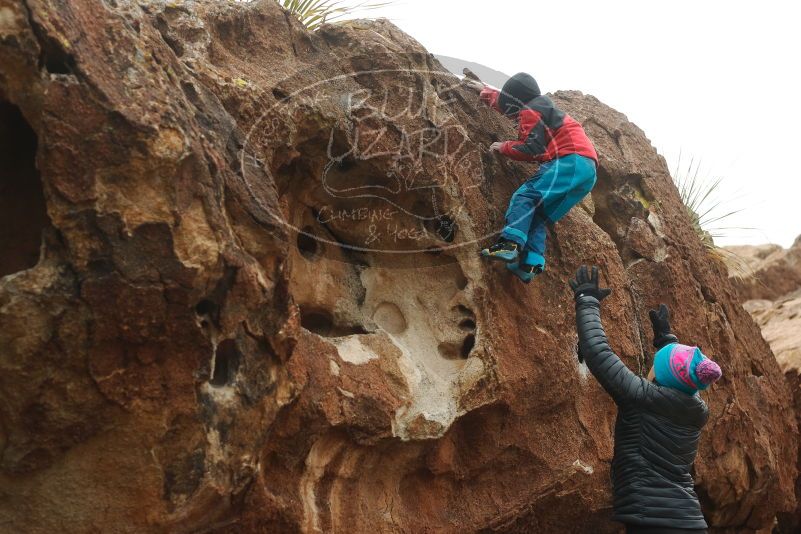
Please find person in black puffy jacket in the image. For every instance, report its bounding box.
[569,266,722,534]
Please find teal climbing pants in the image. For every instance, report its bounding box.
[500,154,597,267]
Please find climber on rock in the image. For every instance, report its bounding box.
[464,73,598,283]
[570,266,722,534]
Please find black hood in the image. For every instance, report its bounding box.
[498,72,541,116]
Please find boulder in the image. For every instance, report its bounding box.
[726,236,801,301]
[0,1,796,532]
[729,238,801,532]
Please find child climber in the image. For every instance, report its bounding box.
[570,266,722,533]
[466,73,598,283]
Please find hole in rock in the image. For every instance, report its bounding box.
[458,319,476,332]
[297,226,320,259]
[163,35,185,57]
[210,339,239,387]
[301,310,333,335]
[272,88,289,101]
[410,198,457,243]
[437,341,461,360]
[420,213,457,243]
[454,304,475,319]
[195,299,219,328]
[195,299,218,317]
[87,258,114,276]
[455,271,468,290]
[461,334,476,358]
[335,156,357,173]
[300,308,368,338]
[153,17,185,58]
[34,29,76,74]
[590,169,652,259]
[0,101,49,278]
[276,159,301,186]
[181,81,200,104]
[434,216,457,243]
[438,334,475,361]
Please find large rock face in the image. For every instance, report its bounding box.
[725,238,801,532]
[0,1,796,532]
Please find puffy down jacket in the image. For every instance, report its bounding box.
[575,295,709,530]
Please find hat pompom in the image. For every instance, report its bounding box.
[695,359,722,386]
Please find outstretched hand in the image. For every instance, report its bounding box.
[649,304,677,348]
[569,265,612,302]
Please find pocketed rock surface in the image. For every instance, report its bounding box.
[0,1,796,532]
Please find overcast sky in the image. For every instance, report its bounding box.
[356,0,801,247]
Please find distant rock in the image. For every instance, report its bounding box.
[745,290,801,372]
[726,236,801,301]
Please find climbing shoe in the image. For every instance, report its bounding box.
[506,262,543,284]
[480,239,519,262]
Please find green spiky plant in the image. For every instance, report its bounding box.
[672,155,752,276]
[278,0,391,30]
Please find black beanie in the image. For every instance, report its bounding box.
[498,72,541,116]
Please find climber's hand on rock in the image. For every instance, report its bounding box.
[569,265,612,302]
[489,142,503,153]
[649,304,678,348]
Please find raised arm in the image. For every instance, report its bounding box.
[479,86,503,113]
[497,109,546,162]
[461,78,504,113]
[570,266,649,405]
[649,304,679,349]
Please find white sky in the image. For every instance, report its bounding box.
[355,0,801,247]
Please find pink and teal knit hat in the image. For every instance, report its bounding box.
[653,343,722,394]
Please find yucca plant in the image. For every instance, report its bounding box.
[278,0,391,30]
[671,154,754,276]
[672,155,745,248]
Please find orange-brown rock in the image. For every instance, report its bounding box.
[745,291,801,373]
[727,236,801,301]
[0,1,796,532]
[738,291,801,533]
[727,240,801,533]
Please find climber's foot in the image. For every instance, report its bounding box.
[506,262,543,284]
[480,239,519,262]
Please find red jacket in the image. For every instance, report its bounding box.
[481,87,598,164]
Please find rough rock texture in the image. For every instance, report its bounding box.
[726,236,801,301]
[743,291,801,373]
[0,1,797,532]
[726,235,801,373]
[726,238,801,532]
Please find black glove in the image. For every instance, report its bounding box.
[569,265,612,302]
[648,304,679,349]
